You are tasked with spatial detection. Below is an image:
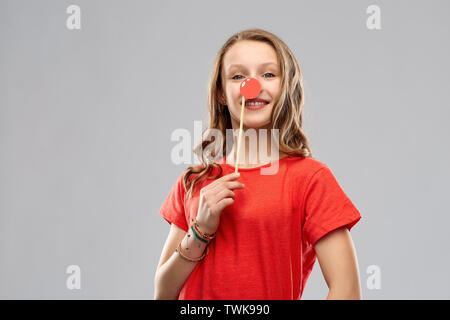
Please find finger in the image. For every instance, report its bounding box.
[204,180,222,195]
[212,188,235,204]
[215,197,234,213]
[210,189,235,205]
[219,172,241,182]
[207,173,241,195]
[226,181,245,190]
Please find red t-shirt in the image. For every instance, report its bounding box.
[158,155,362,300]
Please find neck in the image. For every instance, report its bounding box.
[226,123,286,168]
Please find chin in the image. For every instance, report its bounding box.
[242,120,271,130]
[229,109,271,129]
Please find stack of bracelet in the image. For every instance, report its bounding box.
[193,219,216,243]
[175,218,216,262]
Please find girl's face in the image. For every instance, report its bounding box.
[220,40,281,130]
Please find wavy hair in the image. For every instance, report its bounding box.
[183,28,313,199]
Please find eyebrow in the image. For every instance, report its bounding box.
[227,62,278,72]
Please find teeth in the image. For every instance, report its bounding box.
[246,101,267,106]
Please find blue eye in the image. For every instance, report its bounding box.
[232,73,275,80]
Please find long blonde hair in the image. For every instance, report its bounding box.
[183,28,313,199]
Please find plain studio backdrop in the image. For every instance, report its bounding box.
[1,0,449,299]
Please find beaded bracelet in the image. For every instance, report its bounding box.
[175,241,209,262]
[191,225,209,247]
[193,219,216,241]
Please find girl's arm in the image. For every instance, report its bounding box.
[154,223,209,300]
[314,227,362,300]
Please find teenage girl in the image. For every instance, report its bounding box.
[154,28,362,300]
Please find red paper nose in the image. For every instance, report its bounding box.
[240,77,261,99]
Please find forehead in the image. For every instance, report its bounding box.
[223,40,279,72]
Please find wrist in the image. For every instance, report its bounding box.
[193,219,216,241]
[175,226,210,262]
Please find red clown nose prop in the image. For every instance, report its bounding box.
[240,77,261,99]
[235,77,262,173]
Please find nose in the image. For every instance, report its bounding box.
[240,77,261,99]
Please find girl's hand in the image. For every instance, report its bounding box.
[195,172,244,235]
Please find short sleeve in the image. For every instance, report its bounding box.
[157,171,189,232]
[303,165,361,247]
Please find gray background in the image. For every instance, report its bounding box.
[1,0,449,299]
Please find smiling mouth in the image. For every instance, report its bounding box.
[244,101,269,110]
[245,101,268,106]
[244,98,269,105]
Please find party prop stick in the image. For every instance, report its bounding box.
[235,96,246,173]
[235,77,261,173]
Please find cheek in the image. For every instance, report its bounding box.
[226,87,241,107]
[268,81,281,95]
[226,82,239,95]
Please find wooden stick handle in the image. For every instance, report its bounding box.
[235,96,245,173]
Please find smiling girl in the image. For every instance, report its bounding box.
[154,29,362,300]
